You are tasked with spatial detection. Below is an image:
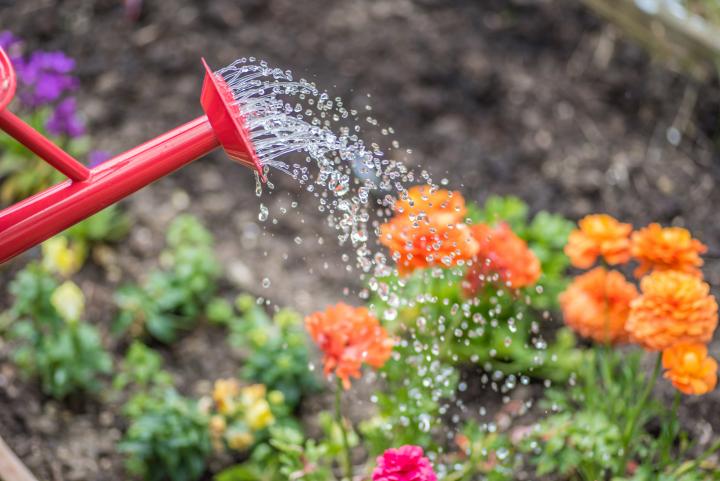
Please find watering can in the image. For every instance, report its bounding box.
[0,46,262,264]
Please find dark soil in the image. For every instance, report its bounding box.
[1,0,720,479]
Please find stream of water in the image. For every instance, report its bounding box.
[218,58,542,466]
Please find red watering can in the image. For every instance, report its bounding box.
[0,46,262,264]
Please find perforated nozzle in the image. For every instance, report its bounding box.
[200,58,264,181]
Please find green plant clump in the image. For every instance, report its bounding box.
[114,215,221,343]
[5,263,111,399]
[228,295,320,408]
[120,388,212,481]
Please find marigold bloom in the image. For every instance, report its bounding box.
[559,267,638,344]
[372,445,437,481]
[380,215,479,276]
[631,223,707,277]
[662,343,718,395]
[626,271,718,351]
[395,185,466,225]
[564,214,632,268]
[464,223,541,293]
[305,303,394,389]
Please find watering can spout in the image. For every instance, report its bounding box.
[200,58,264,180]
[0,49,263,264]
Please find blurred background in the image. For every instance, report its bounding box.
[3,0,720,304]
[1,0,720,479]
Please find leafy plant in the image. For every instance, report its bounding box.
[5,263,111,399]
[120,388,212,481]
[229,295,320,408]
[371,195,581,384]
[215,412,355,481]
[114,215,221,342]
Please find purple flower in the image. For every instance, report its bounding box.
[14,51,79,107]
[46,97,85,138]
[88,150,112,167]
[0,31,22,60]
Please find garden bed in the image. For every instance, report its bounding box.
[1,0,720,480]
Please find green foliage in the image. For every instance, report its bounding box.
[228,295,320,408]
[119,388,212,481]
[526,348,720,480]
[214,413,354,481]
[5,263,111,399]
[113,341,173,393]
[521,410,622,479]
[444,422,517,481]
[361,336,458,455]
[114,215,221,343]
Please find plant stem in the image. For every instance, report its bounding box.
[674,438,720,476]
[619,353,662,474]
[335,378,353,481]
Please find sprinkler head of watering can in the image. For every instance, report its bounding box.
[200,58,265,181]
[0,47,17,113]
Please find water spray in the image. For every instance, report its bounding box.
[0,47,262,263]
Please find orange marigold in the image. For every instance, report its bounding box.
[464,223,541,293]
[559,267,638,344]
[564,214,632,268]
[662,343,718,395]
[394,185,466,225]
[626,271,718,351]
[379,215,479,276]
[305,303,394,389]
[631,223,707,278]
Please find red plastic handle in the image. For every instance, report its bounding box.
[0,47,16,113]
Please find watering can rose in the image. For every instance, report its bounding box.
[305,303,393,389]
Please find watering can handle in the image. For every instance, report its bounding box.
[0,47,91,182]
[0,47,17,113]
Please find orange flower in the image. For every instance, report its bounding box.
[559,267,638,344]
[464,223,541,293]
[662,343,718,395]
[379,215,479,276]
[626,271,718,351]
[564,214,632,268]
[394,185,466,225]
[631,223,707,277]
[305,303,394,389]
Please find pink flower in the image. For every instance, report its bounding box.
[372,445,437,481]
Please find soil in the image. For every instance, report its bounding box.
[1,0,720,480]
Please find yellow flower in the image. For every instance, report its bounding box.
[213,378,241,415]
[226,429,254,451]
[209,415,227,435]
[50,281,85,322]
[241,384,267,405]
[41,236,86,277]
[245,398,275,431]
